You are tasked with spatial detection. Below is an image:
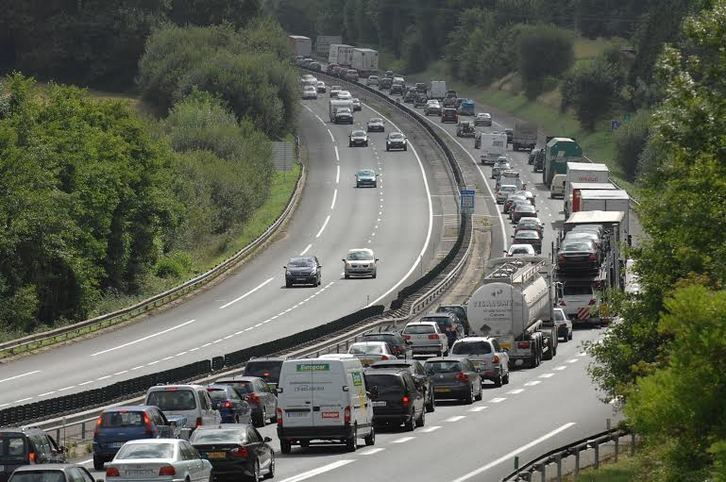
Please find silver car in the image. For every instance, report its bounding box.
[347,341,397,367]
[343,248,378,278]
[106,439,212,482]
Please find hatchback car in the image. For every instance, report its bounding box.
[495,185,519,204]
[190,425,274,482]
[516,217,545,236]
[361,332,412,360]
[474,112,492,126]
[424,100,441,116]
[206,385,252,424]
[503,193,529,214]
[512,230,542,254]
[352,98,362,111]
[343,248,378,278]
[0,427,66,482]
[366,118,385,132]
[9,465,94,482]
[364,370,426,431]
[316,81,326,93]
[368,359,435,412]
[284,255,321,287]
[213,376,278,428]
[93,406,180,470]
[242,358,285,390]
[301,86,317,100]
[511,203,538,223]
[419,312,465,348]
[436,304,471,335]
[492,160,511,179]
[553,308,574,342]
[402,322,448,357]
[348,129,368,147]
[507,244,536,257]
[348,341,397,367]
[424,357,483,404]
[105,439,212,482]
[385,132,407,151]
[366,75,379,86]
[450,337,510,386]
[355,169,378,188]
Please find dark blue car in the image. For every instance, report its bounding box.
[206,385,252,424]
[92,405,179,470]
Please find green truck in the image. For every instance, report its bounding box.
[542,137,583,187]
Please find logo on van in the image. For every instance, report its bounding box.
[296,363,330,372]
[351,371,363,386]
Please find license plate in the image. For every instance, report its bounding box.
[435,387,451,392]
[206,451,226,459]
[110,442,124,448]
[361,359,374,366]
[287,411,308,417]
[372,401,386,407]
[126,470,154,477]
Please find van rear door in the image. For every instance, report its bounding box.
[279,361,315,429]
[310,362,345,430]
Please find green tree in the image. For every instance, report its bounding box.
[516,24,574,98]
[613,109,651,181]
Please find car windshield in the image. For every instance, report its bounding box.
[245,361,282,380]
[146,390,196,411]
[562,241,592,252]
[364,374,403,396]
[338,108,351,114]
[553,310,565,322]
[425,361,463,374]
[10,472,66,482]
[206,388,231,401]
[289,258,314,268]
[452,342,492,355]
[517,205,536,212]
[510,247,532,254]
[389,133,404,139]
[403,324,434,334]
[358,170,375,177]
[216,380,253,394]
[369,118,382,123]
[116,442,175,460]
[349,344,383,355]
[190,429,245,444]
[352,130,365,136]
[101,411,145,427]
[516,231,539,239]
[347,251,373,260]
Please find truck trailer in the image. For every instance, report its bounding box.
[351,48,379,77]
[577,190,630,236]
[288,35,312,57]
[512,121,537,151]
[542,137,583,187]
[564,162,610,215]
[475,132,508,165]
[430,81,447,100]
[328,44,354,66]
[316,35,342,57]
[466,257,558,368]
[565,182,617,218]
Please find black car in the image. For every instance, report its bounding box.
[0,427,66,482]
[436,304,471,335]
[243,358,285,390]
[504,128,513,144]
[386,132,408,151]
[419,312,465,347]
[206,385,252,424]
[349,129,369,147]
[8,465,94,482]
[334,107,354,124]
[415,82,427,93]
[369,359,435,412]
[190,425,275,481]
[364,369,426,431]
[215,376,278,427]
[284,256,321,287]
[557,239,600,273]
[366,118,385,132]
[361,331,412,359]
[424,357,483,404]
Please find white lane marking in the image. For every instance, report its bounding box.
[188,347,199,352]
[79,458,92,467]
[316,214,331,238]
[277,460,355,482]
[37,391,57,397]
[78,380,95,386]
[507,388,525,395]
[363,104,433,307]
[303,105,313,113]
[336,164,340,183]
[451,423,576,482]
[419,425,441,433]
[489,397,507,403]
[175,351,187,357]
[147,360,160,366]
[524,380,542,387]
[0,370,41,384]
[554,365,568,371]
[91,319,196,356]
[469,406,488,412]
[223,334,234,339]
[0,403,8,408]
[113,370,128,376]
[567,358,579,364]
[392,436,416,443]
[131,365,144,370]
[359,448,385,455]
[299,243,312,256]
[219,277,274,310]
[57,386,75,392]
[539,373,555,378]
[327,129,335,143]
[331,188,338,209]
[446,415,467,422]
[315,115,326,126]
[97,375,111,381]
[334,145,340,161]
[14,397,32,404]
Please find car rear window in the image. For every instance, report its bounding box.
[116,443,174,460]
[425,361,463,374]
[101,411,144,427]
[452,342,492,355]
[403,325,434,334]
[362,334,397,344]
[0,436,26,461]
[244,362,282,381]
[206,389,230,401]
[364,374,404,395]
[190,429,245,445]
[146,390,197,411]
[10,471,65,482]
[350,344,383,355]
[217,381,253,395]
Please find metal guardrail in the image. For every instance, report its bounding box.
[0,161,306,358]
[502,426,636,481]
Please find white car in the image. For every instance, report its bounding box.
[343,248,378,278]
[347,341,397,366]
[316,81,326,93]
[507,244,536,257]
[302,85,317,99]
[402,322,448,357]
[337,90,352,101]
[106,439,213,482]
[553,308,573,342]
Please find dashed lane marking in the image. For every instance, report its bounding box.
[539,373,555,378]
[468,406,488,412]
[524,380,542,387]
[91,319,196,356]
[419,425,441,433]
[507,388,525,395]
[445,415,467,422]
[219,278,274,310]
[392,436,416,444]
[316,215,331,238]
[359,448,385,455]
[554,366,567,371]
[489,397,507,403]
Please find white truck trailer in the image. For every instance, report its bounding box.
[329,98,353,122]
[288,35,312,57]
[351,48,379,77]
[578,190,630,237]
[467,257,558,368]
[512,121,537,151]
[430,81,447,100]
[316,35,342,57]
[475,132,508,165]
[565,182,617,218]
[328,44,355,66]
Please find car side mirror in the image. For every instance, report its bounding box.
[283,266,287,269]
[264,436,273,443]
[375,258,380,262]
[276,387,283,394]
[342,258,346,262]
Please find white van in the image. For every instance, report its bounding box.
[276,356,375,453]
[144,384,221,430]
[550,174,567,198]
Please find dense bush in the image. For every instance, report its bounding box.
[517,24,574,98]
[614,109,651,181]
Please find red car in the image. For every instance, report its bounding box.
[441,108,458,123]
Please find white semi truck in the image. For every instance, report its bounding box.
[564,162,609,212]
[316,35,342,57]
[475,132,508,165]
[329,99,353,122]
[565,182,617,218]
[466,257,558,369]
[430,81,447,100]
[351,48,379,77]
[328,44,355,66]
[288,35,312,57]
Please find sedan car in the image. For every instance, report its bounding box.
[316,81,326,93]
[361,331,412,359]
[511,203,538,223]
[9,465,95,482]
[337,90,352,101]
[368,359,435,412]
[105,439,212,482]
[190,425,274,482]
[491,160,511,179]
[329,85,342,97]
[206,385,252,424]
[424,100,442,116]
[284,255,321,287]
[334,107,354,124]
[366,75,379,86]
[343,248,378,278]
[495,184,519,204]
[366,117,385,132]
[557,239,600,273]
[348,341,397,367]
[474,112,492,126]
[349,129,369,147]
[424,357,482,404]
[213,376,278,428]
[503,193,529,214]
[355,168,378,188]
[507,244,536,257]
[516,217,545,236]
[352,98,362,111]
[512,229,542,254]
[385,132,408,151]
[301,86,317,100]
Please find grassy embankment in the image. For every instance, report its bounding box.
[404,37,640,197]
[563,454,638,481]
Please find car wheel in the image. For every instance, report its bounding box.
[364,426,376,446]
[344,273,350,279]
[425,391,435,412]
[494,371,502,387]
[503,372,510,385]
[264,454,275,479]
[464,385,474,405]
[386,146,390,151]
[254,407,266,427]
[346,425,358,452]
[285,280,292,288]
[372,271,377,279]
[475,382,483,401]
[280,440,291,454]
[415,408,425,427]
[93,455,104,471]
[403,145,407,151]
[404,415,415,432]
[248,461,261,482]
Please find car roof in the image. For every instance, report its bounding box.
[215,375,262,383]
[515,230,540,237]
[370,359,416,367]
[406,321,437,327]
[12,465,84,472]
[122,438,181,445]
[453,336,493,343]
[348,248,374,254]
[351,341,388,347]
[424,357,461,363]
[102,405,155,412]
[362,331,400,337]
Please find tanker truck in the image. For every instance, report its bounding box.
[466,257,558,368]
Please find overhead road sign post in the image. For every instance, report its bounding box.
[460,189,475,214]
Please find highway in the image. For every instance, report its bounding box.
[0,94,449,408]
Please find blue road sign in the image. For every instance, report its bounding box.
[461,189,475,214]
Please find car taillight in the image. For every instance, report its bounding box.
[344,406,351,424]
[492,355,500,364]
[517,341,530,349]
[246,393,261,405]
[223,401,234,409]
[28,451,37,463]
[588,254,597,261]
[455,372,469,382]
[106,468,120,477]
[94,416,102,436]
[558,254,566,263]
[559,300,567,306]
[401,395,410,407]
[229,447,249,458]
[403,335,411,340]
[380,355,390,361]
[158,465,176,476]
[428,334,439,340]
[588,299,597,305]
[144,412,153,435]
[195,417,202,428]
[276,408,283,426]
